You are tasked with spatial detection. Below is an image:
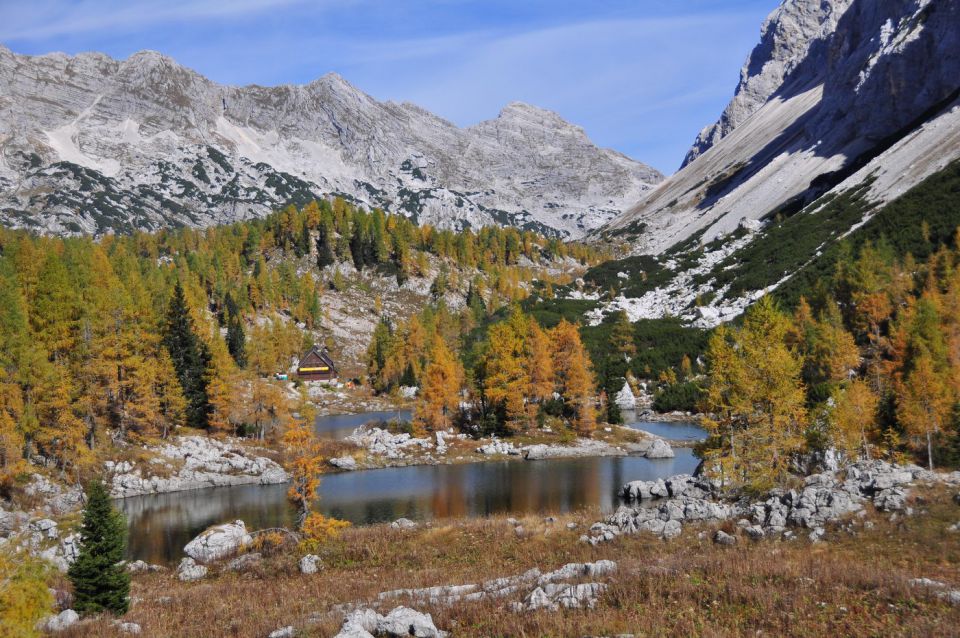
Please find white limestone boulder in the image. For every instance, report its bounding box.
[183,520,252,563]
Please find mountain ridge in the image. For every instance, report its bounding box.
[0,44,662,237]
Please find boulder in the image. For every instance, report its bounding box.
[43,609,79,632]
[176,557,208,582]
[126,559,165,574]
[299,554,322,574]
[875,487,907,512]
[476,439,520,456]
[376,606,447,637]
[183,520,252,563]
[390,518,418,530]
[520,582,608,611]
[30,518,59,539]
[330,456,358,470]
[116,621,142,634]
[227,552,262,571]
[614,383,637,410]
[339,608,380,637]
[645,439,675,459]
[268,627,295,638]
[745,525,765,540]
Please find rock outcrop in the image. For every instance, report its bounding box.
[107,436,289,498]
[334,606,448,638]
[346,427,435,460]
[585,460,960,544]
[0,46,661,239]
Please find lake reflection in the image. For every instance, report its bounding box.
[119,449,699,564]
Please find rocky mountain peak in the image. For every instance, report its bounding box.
[682,0,854,167]
[0,46,661,238]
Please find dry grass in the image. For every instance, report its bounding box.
[63,488,960,638]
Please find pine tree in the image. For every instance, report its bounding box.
[226,312,247,368]
[162,282,212,429]
[68,479,130,616]
[316,220,336,269]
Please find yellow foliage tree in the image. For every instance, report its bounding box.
[897,353,951,470]
[300,512,351,553]
[525,319,555,405]
[830,379,880,459]
[415,335,464,434]
[282,406,324,529]
[702,297,808,492]
[483,317,528,431]
[550,319,596,434]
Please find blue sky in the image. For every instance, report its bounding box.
[1,0,778,173]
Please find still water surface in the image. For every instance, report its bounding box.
[121,416,705,563]
[313,409,412,439]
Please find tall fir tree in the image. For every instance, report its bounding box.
[162,282,212,429]
[226,312,247,368]
[68,479,130,616]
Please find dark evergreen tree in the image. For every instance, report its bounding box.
[68,479,130,616]
[399,362,418,388]
[226,312,247,368]
[466,280,486,320]
[242,226,262,264]
[350,220,367,271]
[316,223,336,269]
[162,282,212,429]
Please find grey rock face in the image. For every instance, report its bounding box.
[684,0,854,166]
[107,436,289,498]
[591,459,944,544]
[0,46,661,239]
[604,0,960,265]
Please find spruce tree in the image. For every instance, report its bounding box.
[68,479,130,616]
[162,282,212,429]
[225,308,247,368]
[316,224,336,269]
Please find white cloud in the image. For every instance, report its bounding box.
[0,0,312,41]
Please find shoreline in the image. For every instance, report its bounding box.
[106,419,703,500]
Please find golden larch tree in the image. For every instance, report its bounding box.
[415,335,464,434]
[550,319,597,434]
